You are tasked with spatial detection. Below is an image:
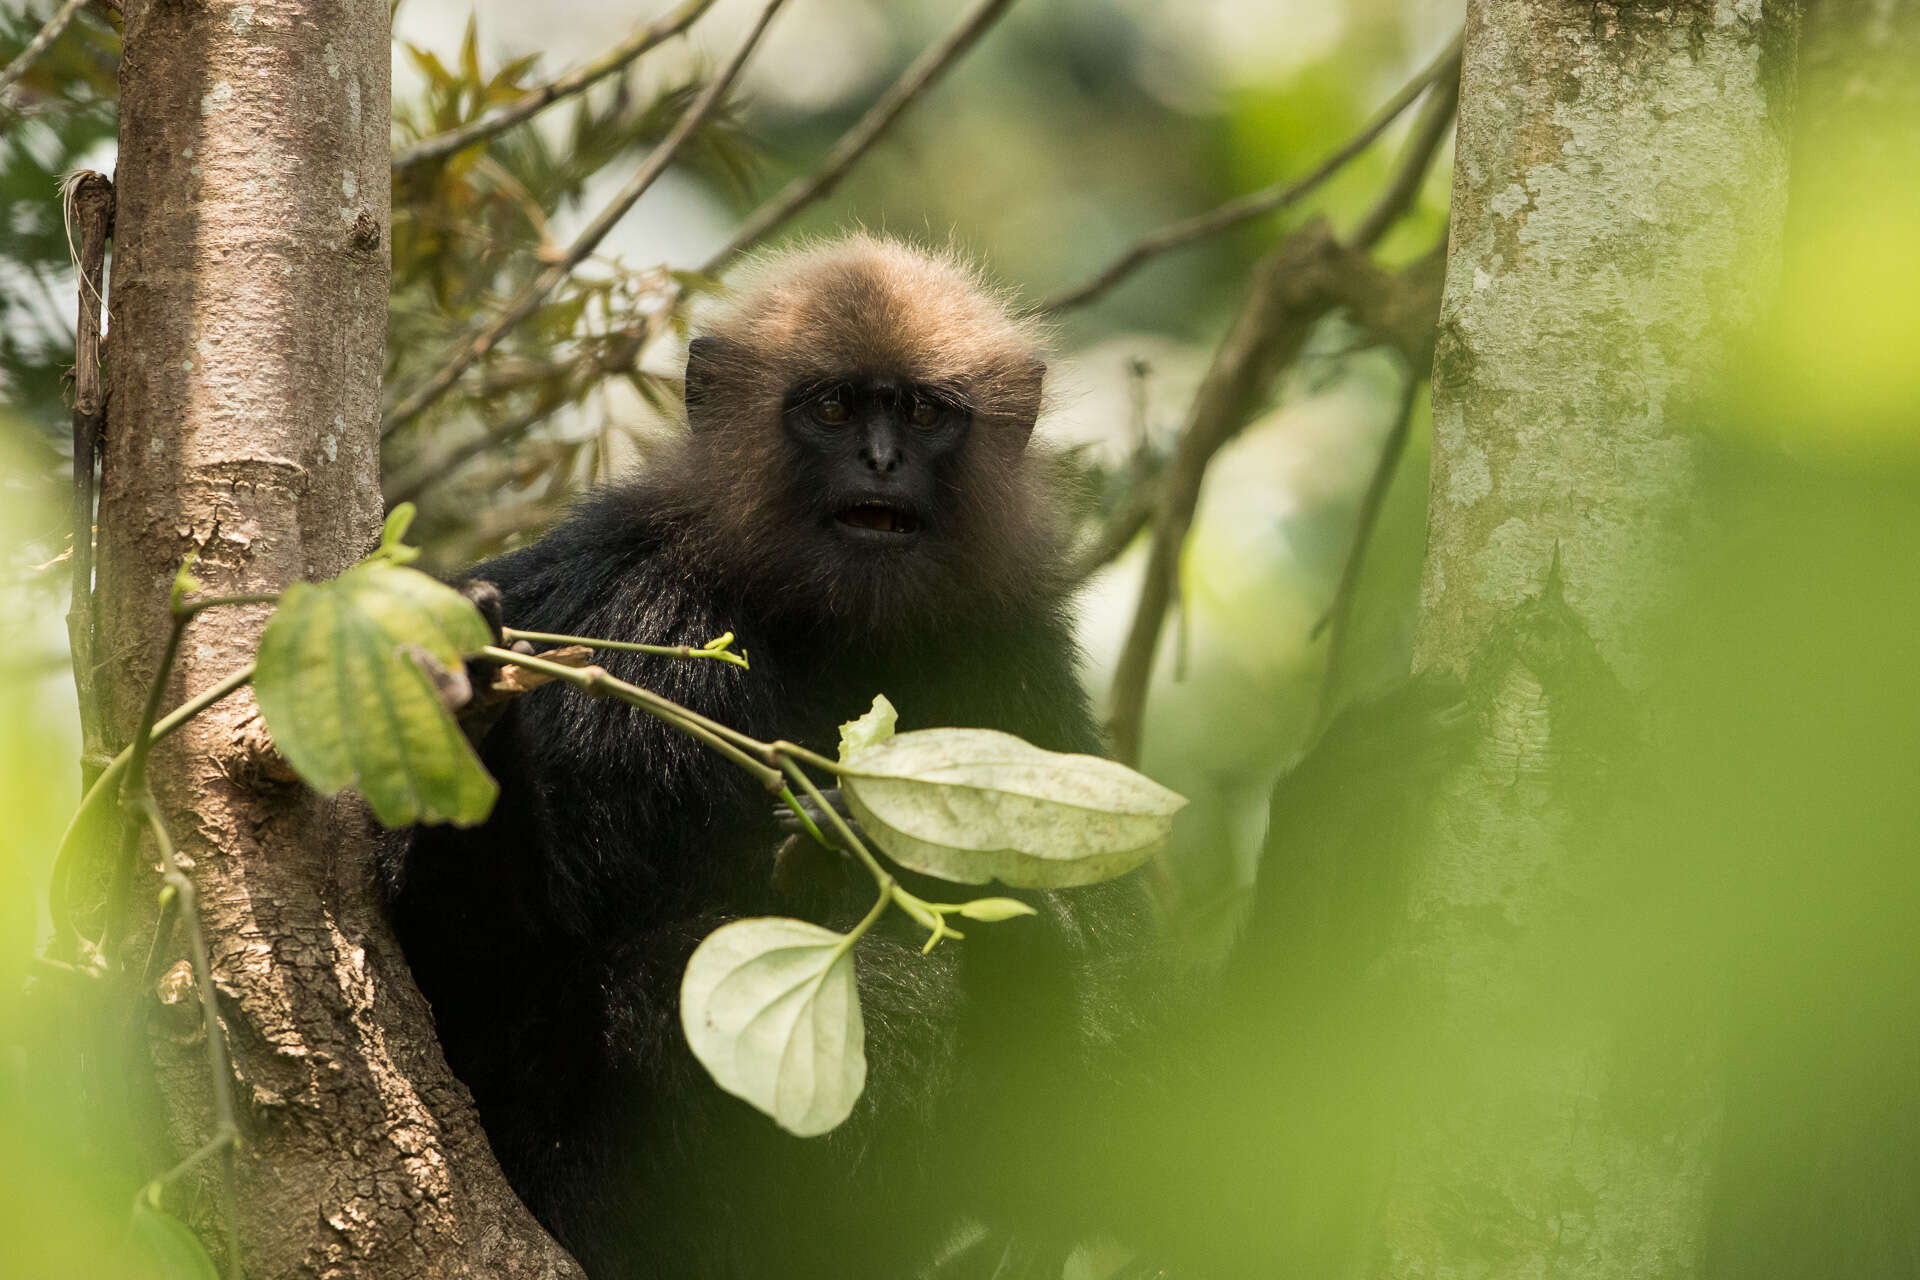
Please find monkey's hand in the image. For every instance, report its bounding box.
[773,787,862,849]
[449,578,525,742]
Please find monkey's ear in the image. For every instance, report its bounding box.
[684,336,733,430]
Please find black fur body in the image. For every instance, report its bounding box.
[386,235,1157,1278]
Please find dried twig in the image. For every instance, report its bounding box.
[383,0,790,438]
[701,0,1023,273]
[63,169,112,790]
[0,0,88,100]
[1041,35,1462,315]
[391,0,717,171]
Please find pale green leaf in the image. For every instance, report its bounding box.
[842,730,1187,888]
[679,917,866,1137]
[254,561,497,828]
[837,694,898,762]
[130,1201,220,1280]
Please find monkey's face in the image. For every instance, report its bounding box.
[678,238,1057,631]
[781,373,970,552]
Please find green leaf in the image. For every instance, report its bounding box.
[837,694,898,762]
[378,502,421,561]
[841,730,1187,889]
[679,917,866,1137]
[254,561,497,828]
[130,1201,220,1280]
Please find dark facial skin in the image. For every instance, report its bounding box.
[781,375,971,545]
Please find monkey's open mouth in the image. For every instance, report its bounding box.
[835,503,921,536]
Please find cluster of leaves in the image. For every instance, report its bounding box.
[248,510,1183,1135]
[386,17,754,563]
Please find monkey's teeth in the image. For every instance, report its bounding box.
[840,504,917,534]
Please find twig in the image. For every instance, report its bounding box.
[1348,51,1460,253]
[66,590,272,957]
[0,0,88,99]
[480,645,783,790]
[701,0,1023,273]
[1040,34,1462,314]
[503,626,749,668]
[383,0,790,438]
[63,169,112,792]
[1308,371,1422,735]
[52,661,257,954]
[100,595,201,954]
[392,0,717,171]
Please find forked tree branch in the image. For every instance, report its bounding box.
[701,0,1024,274]
[1099,49,1461,762]
[383,0,789,438]
[1040,35,1462,315]
[391,0,718,171]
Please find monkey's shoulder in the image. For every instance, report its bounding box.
[469,486,721,643]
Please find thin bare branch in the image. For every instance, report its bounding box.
[391,0,717,171]
[383,0,790,438]
[1349,52,1460,252]
[702,0,1023,273]
[1041,34,1462,315]
[0,0,88,99]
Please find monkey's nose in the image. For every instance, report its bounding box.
[859,430,902,472]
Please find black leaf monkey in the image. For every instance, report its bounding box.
[386,237,1159,1279]
[384,235,1464,1279]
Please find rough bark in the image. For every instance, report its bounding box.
[1371,2,1795,1277]
[97,2,583,1275]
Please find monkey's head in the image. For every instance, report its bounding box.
[671,235,1061,632]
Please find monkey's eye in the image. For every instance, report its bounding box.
[909,398,940,428]
[813,389,850,425]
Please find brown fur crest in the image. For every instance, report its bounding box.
[644,234,1068,630]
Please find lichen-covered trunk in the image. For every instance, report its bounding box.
[1371,2,1795,1276]
[96,2,581,1275]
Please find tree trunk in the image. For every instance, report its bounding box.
[97,2,582,1274]
[1370,2,1795,1277]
